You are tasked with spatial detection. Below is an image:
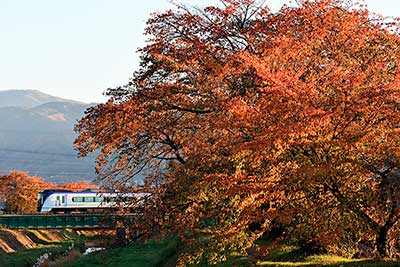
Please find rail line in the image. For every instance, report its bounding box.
[0,213,135,229]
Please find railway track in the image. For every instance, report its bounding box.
[0,213,134,229]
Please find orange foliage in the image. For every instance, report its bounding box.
[75,0,400,262]
[0,171,97,213]
[0,171,54,213]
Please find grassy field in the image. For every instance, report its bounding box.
[63,238,400,267]
[256,256,400,267]
[64,237,179,267]
[0,242,72,267]
[251,244,399,267]
[207,255,400,267]
[2,234,399,267]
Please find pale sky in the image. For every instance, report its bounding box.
[0,0,399,103]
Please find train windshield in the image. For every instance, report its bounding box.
[37,189,72,212]
[37,192,44,212]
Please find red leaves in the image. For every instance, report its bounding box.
[74,0,400,262]
[0,171,97,213]
[0,171,53,213]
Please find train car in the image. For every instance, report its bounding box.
[37,189,149,213]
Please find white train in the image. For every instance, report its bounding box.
[37,189,149,213]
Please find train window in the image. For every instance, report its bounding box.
[62,196,65,203]
[84,197,95,202]
[94,197,103,202]
[72,197,84,202]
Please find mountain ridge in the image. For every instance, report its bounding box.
[0,89,85,108]
[0,89,98,183]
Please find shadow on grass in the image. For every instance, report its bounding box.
[25,231,52,245]
[257,258,400,267]
[262,246,307,262]
[253,245,400,266]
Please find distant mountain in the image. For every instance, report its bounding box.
[0,90,98,184]
[0,89,83,108]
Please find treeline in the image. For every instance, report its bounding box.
[0,171,96,213]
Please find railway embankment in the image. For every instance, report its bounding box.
[0,228,107,253]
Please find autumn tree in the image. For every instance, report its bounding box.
[0,171,54,213]
[0,171,97,213]
[75,0,400,262]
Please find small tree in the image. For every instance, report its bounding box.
[0,171,53,213]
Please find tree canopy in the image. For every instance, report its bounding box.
[75,0,400,263]
[0,171,97,213]
[0,171,51,213]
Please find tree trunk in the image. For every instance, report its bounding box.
[376,225,389,258]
